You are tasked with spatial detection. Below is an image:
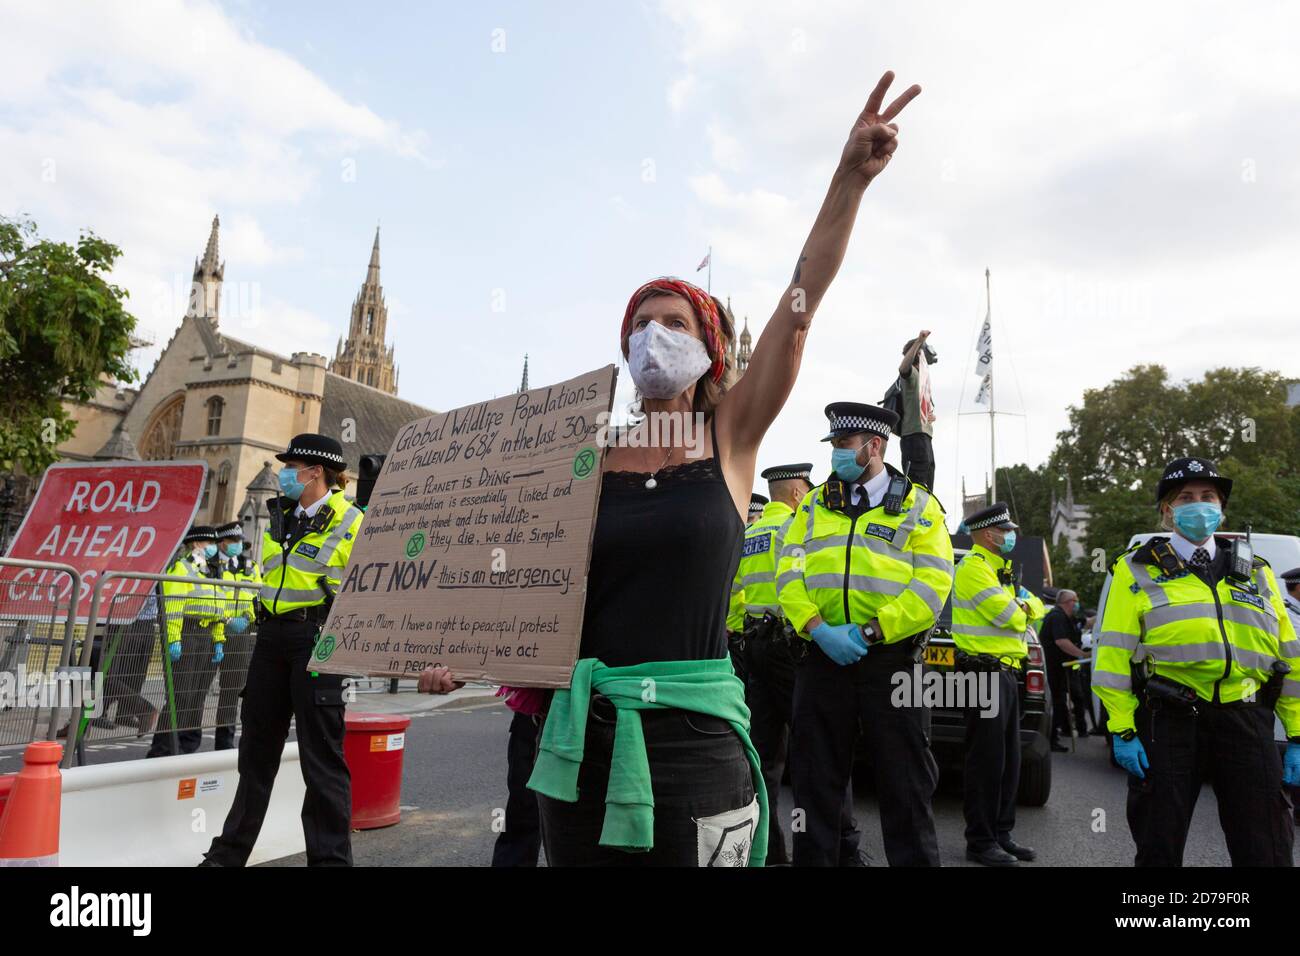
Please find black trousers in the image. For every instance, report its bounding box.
[744,623,860,865]
[214,630,255,751]
[961,666,1021,851]
[900,432,935,490]
[1047,663,1071,742]
[1067,665,1094,734]
[1127,699,1294,867]
[491,711,542,867]
[204,617,352,867]
[791,642,940,866]
[101,620,157,726]
[147,627,216,757]
[727,632,748,687]
[538,699,756,866]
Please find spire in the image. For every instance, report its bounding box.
[519,354,530,392]
[367,225,381,285]
[93,421,141,461]
[191,214,224,325]
[201,215,220,273]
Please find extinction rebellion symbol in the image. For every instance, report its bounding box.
[573,446,597,480]
[314,634,336,662]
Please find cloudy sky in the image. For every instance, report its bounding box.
[3,0,1297,523]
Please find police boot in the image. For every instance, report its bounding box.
[966,845,1018,867]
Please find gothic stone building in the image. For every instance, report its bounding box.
[57,217,434,554]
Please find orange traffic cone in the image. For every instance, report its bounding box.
[0,741,63,866]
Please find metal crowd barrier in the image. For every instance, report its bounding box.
[0,558,83,747]
[65,570,263,769]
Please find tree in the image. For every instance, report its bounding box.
[0,217,137,473]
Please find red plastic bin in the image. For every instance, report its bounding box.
[343,712,411,830]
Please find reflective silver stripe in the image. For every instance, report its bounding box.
[954,624,1026,639]
[1257,567,1275,602]
[991,600,1021,628]
[1283,681,1300,699]
[1279,639,1300,657]
[804,573,906,596]
[780,542,806,560]
[315,506,363,564]
[1093,670,1132,690]
[263,552,284,571]
[745,604,783,616]
[1134,641,1227,663]
[263,586,327,605]
[740,571,775,588]
[1220,603,1278,635]
[1097,630,1140,651]
[967,586,1004,608]
[913,552,953,573]
[730,578,743,595]
[1234,648,1279,671]
[777,570,803,591]
[903,578,944,617]
[1125,555,1171,610]
[801,534,851,555]
[1144,602,1217,629]
[894,488,930,544]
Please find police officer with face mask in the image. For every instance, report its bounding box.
[202,434,363,866]
[213,521,261,751]
[778,403,954,866]
[1092,457,1300,866]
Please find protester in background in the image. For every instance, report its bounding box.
[1092,457,1300,866]
[1040,589,1086,750]
[897,330,937,489]
[509,72,922,867]
[147,526,226,757]
[97,588,161,737]
[490,685,544,867]
[214,521,261,751]
[1068,606,1099,736]
[202,434,362,867]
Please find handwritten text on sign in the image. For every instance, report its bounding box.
[311,366,616,687]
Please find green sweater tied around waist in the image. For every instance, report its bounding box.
[526,657,769,867]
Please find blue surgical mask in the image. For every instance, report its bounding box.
[278,466,306,500]
[203,543,218,559]
[999,530,1017,554]
[832,448,865,482]
[1173,502,1222,541]
[224,542,243,558]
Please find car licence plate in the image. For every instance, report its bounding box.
[923,645,954,667]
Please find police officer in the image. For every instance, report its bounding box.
[952,503,1044,866]
[213,521,261,751]
[778,403,954,866]
[727,493,769,683]
[148,525,226,757]
[1092,457,1300,866]
[1282,568,1300,631]
[742,463,862,866]
[202,434,363,866]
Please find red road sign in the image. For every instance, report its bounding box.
[0,460,207,623]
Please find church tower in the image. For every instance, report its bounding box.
[330,227,399,394]
[737,316,753,376]
[192,215,224,325]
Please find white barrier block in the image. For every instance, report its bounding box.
[58,745,307,867]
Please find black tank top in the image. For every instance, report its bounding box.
[578,416,744,667]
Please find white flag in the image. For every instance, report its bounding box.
[974,308,993,407]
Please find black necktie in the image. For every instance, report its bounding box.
[1189,547,1211,571]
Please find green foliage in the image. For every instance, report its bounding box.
[0,217,138,473]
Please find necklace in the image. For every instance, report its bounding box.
[644,446,675,490]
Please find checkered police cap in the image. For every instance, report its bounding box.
[215,522,244,539]
[275,433,347,469]
[820,403,900,442]
[183,525,218,543]
[760,462,814,482]
[966,503,1017,531]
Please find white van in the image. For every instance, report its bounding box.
[1090,532,1300,743]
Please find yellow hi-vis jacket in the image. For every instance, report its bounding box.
[776,471,954,642]
[162,554,226,647]
[951,544,1045,667]
[221,556,262,621]
[727,579,747,633]
[738,501,796,619]
[1091,535,1300,737]
[259,489,364,616]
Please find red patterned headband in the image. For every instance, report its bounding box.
[620,277,726,384]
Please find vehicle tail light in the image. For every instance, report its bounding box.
[1025,670,1045,695]
[1026,643,1043,667]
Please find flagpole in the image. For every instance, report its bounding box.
[986,267,997,503]
[707,245,713,294]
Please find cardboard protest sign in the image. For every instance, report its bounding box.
[311,365,617,687]
[0,460,207,623]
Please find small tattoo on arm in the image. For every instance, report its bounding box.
[792,253,808,283]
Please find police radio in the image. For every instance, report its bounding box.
[1228,525,1254,583]
[883,474,908,515]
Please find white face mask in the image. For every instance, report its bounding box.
[626,321,712,399]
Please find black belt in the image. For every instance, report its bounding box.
[955,650,1019,673]
[255,602,328,624]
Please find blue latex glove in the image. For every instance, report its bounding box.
[1284,743,1300,787]
[227,615,248,634]
[1113,734,1149,779]
[810,621,869,666]
[211,643,225,665]
[168,642,182,663]
[1016,586,1032,600]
